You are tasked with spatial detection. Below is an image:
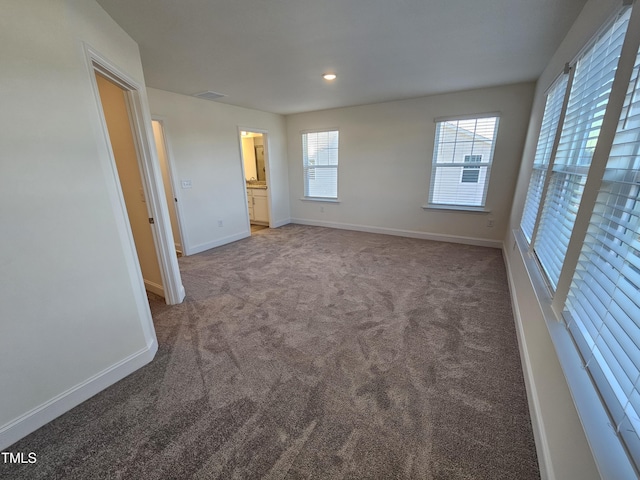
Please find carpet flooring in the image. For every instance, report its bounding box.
[2,224,540,479]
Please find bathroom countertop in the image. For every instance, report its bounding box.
[246,184,267,189]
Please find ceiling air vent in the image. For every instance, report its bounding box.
[192,91,226,101]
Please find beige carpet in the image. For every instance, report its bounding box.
[2,224,539,479]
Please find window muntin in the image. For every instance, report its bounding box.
[302,130,339,199]
[429,116,499,207]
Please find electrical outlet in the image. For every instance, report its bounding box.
[181,180,192,189]
[487,219,494,228]
[320,206,325,213]
[218,220,223,227]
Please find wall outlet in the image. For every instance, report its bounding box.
[217,220,223,227]
[487,219,494,228]
[320,206,325,213]
[181,180,192,189]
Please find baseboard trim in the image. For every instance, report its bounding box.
[144,279,164,297]
[502,245,552,480]
[270,218,291,228]
[0,341,158,450]
[189,231,250,255]
[290,218,502,248]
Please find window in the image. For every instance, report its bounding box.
[519,4,640,472]
[461,155,482,183]
[302,129,339,199]
[429,115,499,207]
[563,39,640,469]
[532,8,630,290]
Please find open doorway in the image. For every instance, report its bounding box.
[152,120,185,257]
[240,129,271,234]
[89,48,184,305]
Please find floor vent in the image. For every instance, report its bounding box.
[192,91,226,101]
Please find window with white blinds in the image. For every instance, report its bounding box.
[520,74,570,242]
[302,130,339,199]
[534,8,631,290]
[429,116,499,207]
[563,42,640,468]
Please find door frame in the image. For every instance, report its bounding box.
[151,117,190,256]
[85,44,185,306]
[237,126,273,229]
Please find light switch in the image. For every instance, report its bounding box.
[181,180,192,189]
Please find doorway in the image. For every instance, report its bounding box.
[89,48,184,305]
[239,129,271,233]
[152,120,185,256]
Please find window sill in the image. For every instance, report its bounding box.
[422,204,491,214]
[300,197,341,203]
[513,229,636,480]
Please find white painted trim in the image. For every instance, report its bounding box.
[502,243,553,480]
[85,44,184,306]
[151,117,191,257]
[290,218,502,248]
[422,204,491,214]
[0,341,157,450]
[82,43,159,346]
[190,231,250,255]
[271,218,291,228]
[299,197,341,203]
[144,279,164,297]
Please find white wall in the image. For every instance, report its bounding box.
[147,88,290,254]
[0,0,158,448]
[286,83,535,247]
[504,0,622,478]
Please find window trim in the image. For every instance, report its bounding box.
[428,114,500,209]
[301,128,339,200]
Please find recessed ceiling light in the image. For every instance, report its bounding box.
[323,73,337,80]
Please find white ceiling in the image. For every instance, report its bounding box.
[96,0,588,115]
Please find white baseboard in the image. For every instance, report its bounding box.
[189,231,250,255]
[270,218,291,228]
[144,279,164,297]
[290,218,503,249]
[502,245,552,480]
[0,341,158,450]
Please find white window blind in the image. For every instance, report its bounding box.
[303,130,339,199]
[563,42,640,467]
[534,8,631,290]
[429,116,499,207]
[520,74,570,242]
